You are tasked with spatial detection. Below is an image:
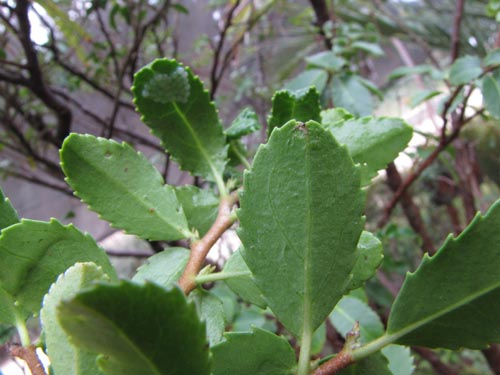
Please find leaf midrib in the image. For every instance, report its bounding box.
[68,145,188,238]
[302,131,313,340]
[172,102,224,190]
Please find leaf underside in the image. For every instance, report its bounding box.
[239,120,364,337]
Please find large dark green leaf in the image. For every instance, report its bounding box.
[41,263,109,375]
[239,120,364,337]
[387,200,500,349]
[58,282,210,375]
[211,328,296,375]
[0,187,18,231]
[267,87,321,136]
[0,219,116,314]
[61,134,191,241]
[321,111,413,184]
[133,59,227,187]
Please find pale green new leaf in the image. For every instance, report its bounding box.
[387,200,500,349]
[351,41,384,56]
[132,59,227,186]
[311,323,326,356]
[0,219,116,314]
[58,282,210,375]
[305,51,346,72]
[211,327,296,375]
[409,90,442,108]
[331,74,373,117]
[225,107,261,140]
[481,71,500,119]
[321,111,413,184]
[382,345,415,375]
[61,134,191,241]
[132,247,189,287]
[449,56,482,86]
[0,187,18,231]
[484,49,500,67]
[174,186,218,236]
[346,231,384,292]
[267,87,321,136]
[284,69,328,93]
[191,289,226,346]
[239,121,364,337]
[41,263,109,375]
[223,248,267,308]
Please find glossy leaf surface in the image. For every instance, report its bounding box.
[133,59,227,184]
[61,134,191,241]
[211,327,296,375]
[239,121,364,337]
[387,200,500,349]
[267,87,321,136]
[58,282,210,375]
[0,219,116,314]
[41,263,109,375]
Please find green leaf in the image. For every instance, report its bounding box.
[449,55,482,86]
[484,48,500,67]
[0,187,18,231]
[211,327,296,375]
[61,134,191,241]
[0,219,116,314]
[174,186,218,236]
[225,107,261,140]
[481,71,500,119]
[239,121,364,337]
[331,74,373,117]
[41,263,109,375]
[351,41,384,57]
[321,112,413,184]
[232,305,275,332]
[58,282,210,375]
[330,296,384,343]
[331,296,414,375]
[358,77,384,100]
[191,289,225,346]
[320,108,354,127]
[388,65,433,80]
[337,354,392,375]
[381,345,415,375]
[132,247,189,287]
[409,90,442,108]
[305,51,346,72]
[346,231,384,292]
[133,59,227,187]
[386,200,500,349]
[0,287,15,325]
[284,69,328,94]
[223,248,267,308]
[267,87,321,136]
[311,323,326,356]
[172,3,189,14]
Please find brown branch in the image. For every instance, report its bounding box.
[210,0,241,99]
[483,344,500,375]
[308,0,333,49]
[178,191,239,294]
[10,345,46,375]
[413,347,459,375]
[15,0,72,145]
[450,0,465,62]
[385,163,436,254]
[313,351,352,375]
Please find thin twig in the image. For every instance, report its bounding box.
[10,345,46,375]
[178,191,239,294]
